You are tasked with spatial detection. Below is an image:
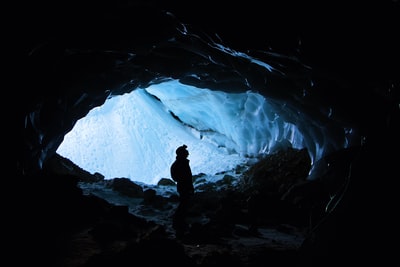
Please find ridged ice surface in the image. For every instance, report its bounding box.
[58,79,315,184]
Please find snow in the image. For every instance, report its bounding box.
[57,79,306,185]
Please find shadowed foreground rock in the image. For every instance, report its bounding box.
[13,147,374,267]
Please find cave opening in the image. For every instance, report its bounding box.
[56,79,308,185]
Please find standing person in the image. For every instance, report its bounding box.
[170,144,194,237]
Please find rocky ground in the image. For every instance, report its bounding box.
[15,147,356,267]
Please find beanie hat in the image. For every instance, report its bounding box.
[176,145,188,156]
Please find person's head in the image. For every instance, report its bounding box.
[176,144,189,158]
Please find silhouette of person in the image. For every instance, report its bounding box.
[170,144,194,237]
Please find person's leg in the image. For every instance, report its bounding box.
[173,196,190,237]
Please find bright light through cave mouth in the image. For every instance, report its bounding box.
[57,79,306,185]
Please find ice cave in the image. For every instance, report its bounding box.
[15,1,399,266]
